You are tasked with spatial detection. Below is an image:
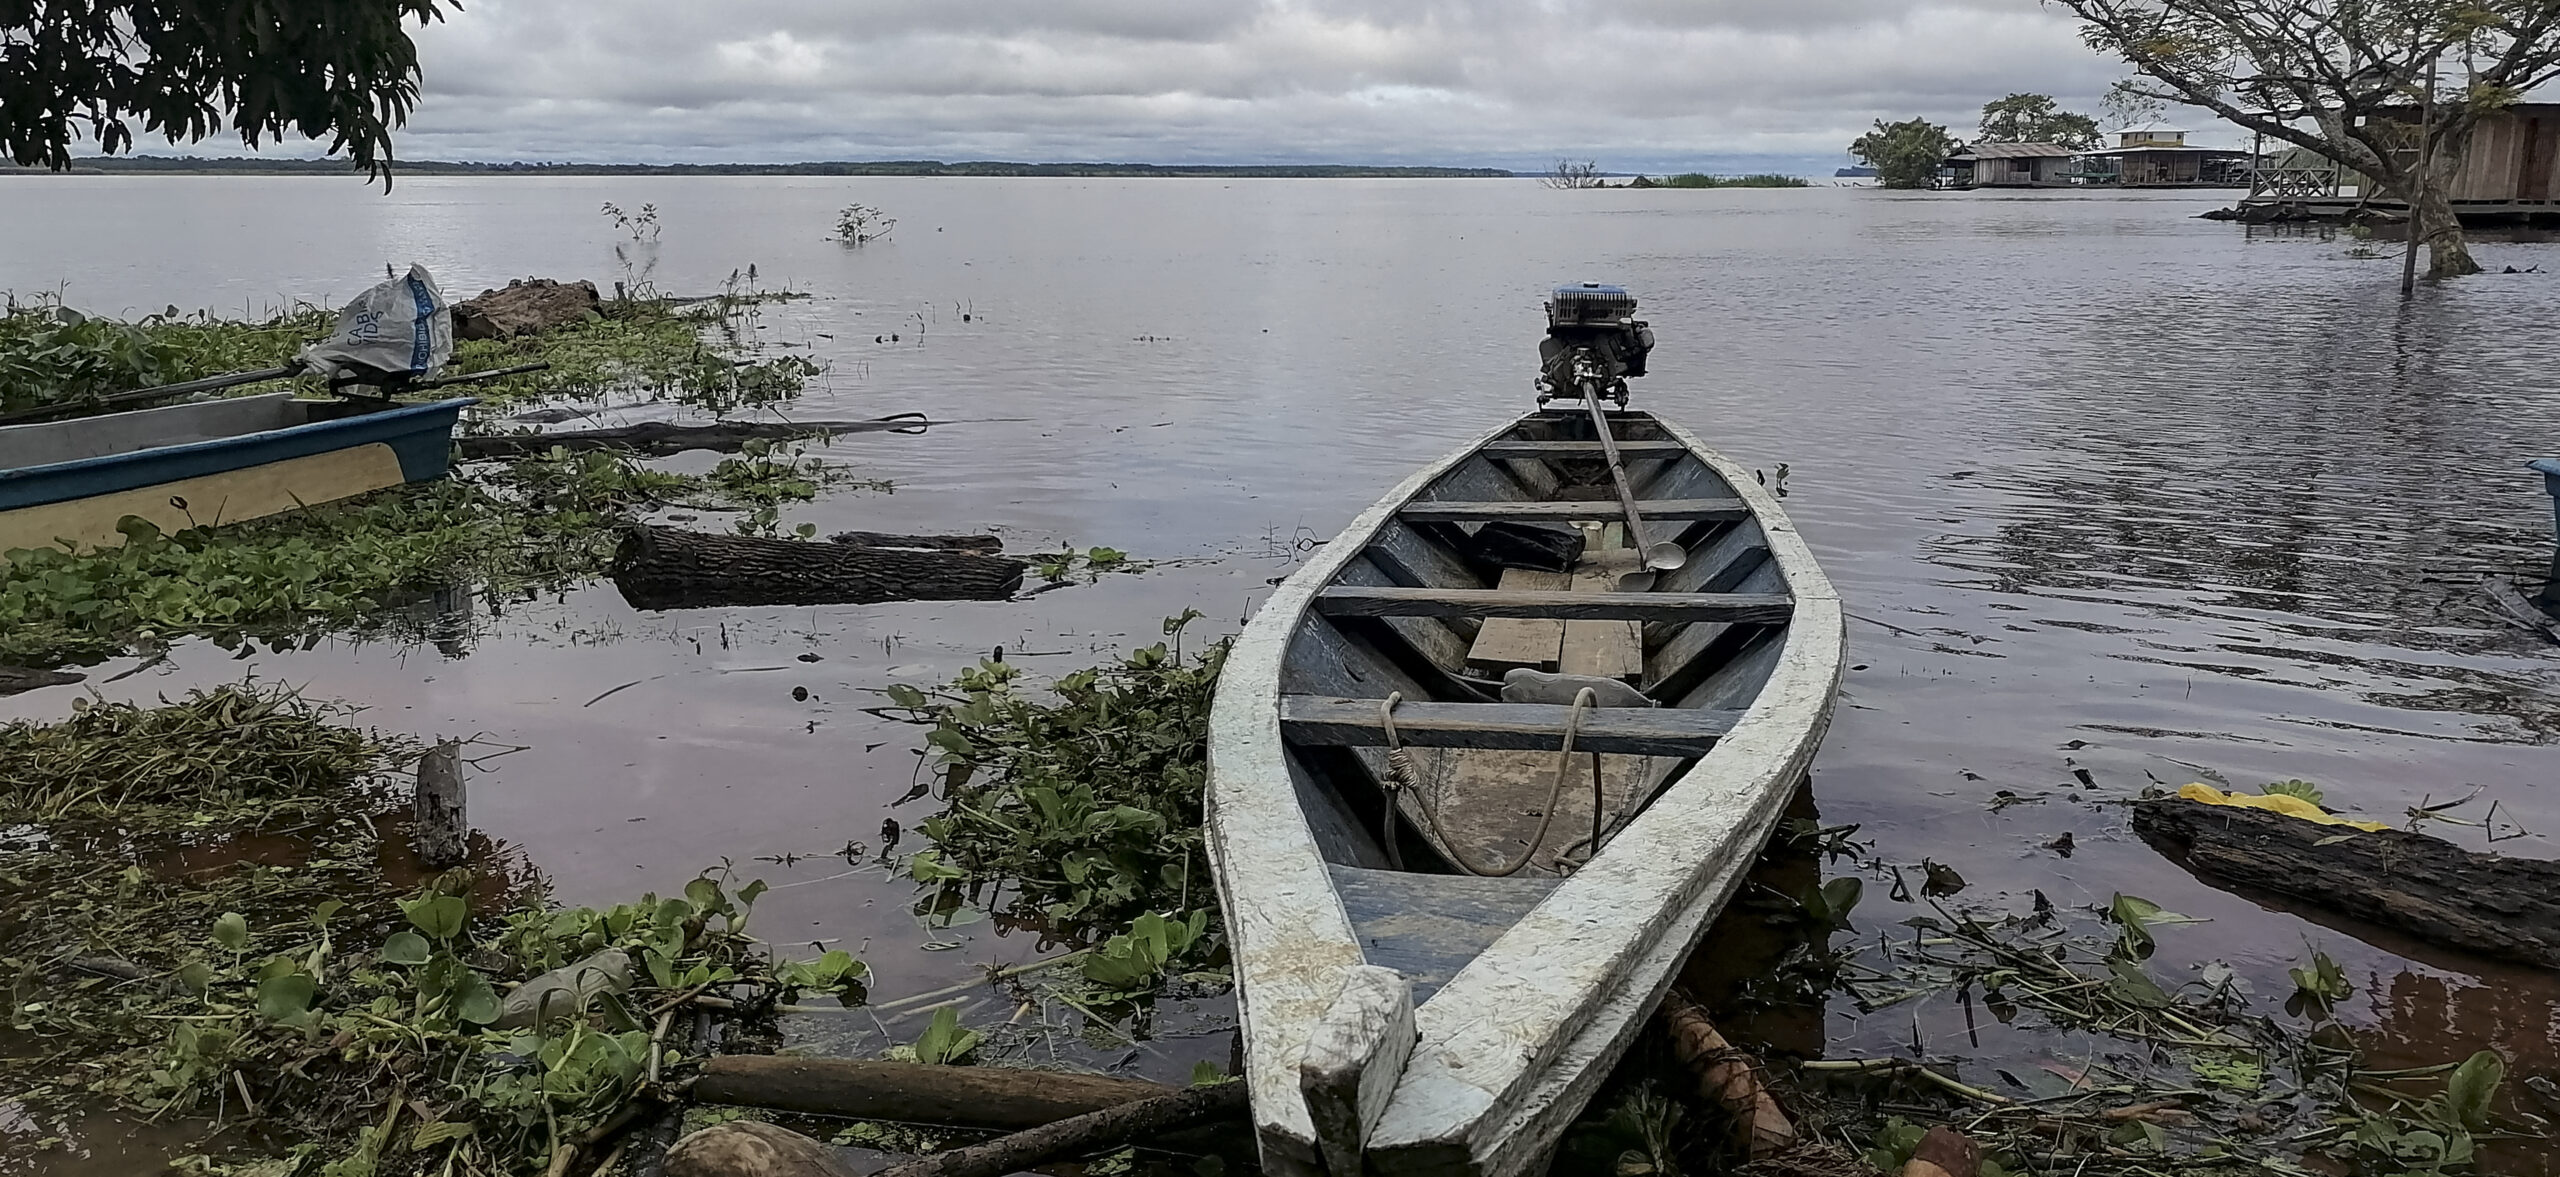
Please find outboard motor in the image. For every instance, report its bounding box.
[1535,282,1654,406]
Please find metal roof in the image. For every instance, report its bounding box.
[1959,142,2078,159]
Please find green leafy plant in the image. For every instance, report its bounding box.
[907,1005,982,1065]
[2104,893,2200,960]
[1081,910,1211,992]
[1797,876,1863,933]
[2288,949,2353,1008]
[835,204,897,245]
[2263,779,2326,806]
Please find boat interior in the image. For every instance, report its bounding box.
[1276,408,1798,1003]
[0,393,392,470]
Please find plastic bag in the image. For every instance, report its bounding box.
[2175,783,2389,831]
[297,264,453,382]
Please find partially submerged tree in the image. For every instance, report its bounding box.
[1850,118,1958,189]
[1978,93,2104,149]
[1,0,449,182]
[1544,159,1604,189]
[2062,0,2560,278]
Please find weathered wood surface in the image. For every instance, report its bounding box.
[873,1081,1250,1177]
[610,525,1026,610]
[1479,439,1687,459]
[1301,965,1417,1177]
[829,531,1002,553]
[1328,866,1554,1004]
[1561,524,1642,682]
[1400,498,1748,524]
[456,414,930,459]
[2130,798,2560,968]
[663,1121,858,1177]
[691,1056,1174,1129]
[1463,569,1571,673]
[1282,695,1736,756]
[1319,586,1793,624]
[412,740,469,869]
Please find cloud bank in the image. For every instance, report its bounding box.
[389,0,2136,169]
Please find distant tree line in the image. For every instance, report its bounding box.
[13,156,1518,179]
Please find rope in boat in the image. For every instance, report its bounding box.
[1377,688,1602,878]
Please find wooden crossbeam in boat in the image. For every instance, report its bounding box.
[1280,696,1738,756]
[1315,586,1793,624]
[1398,498,1747,523]
[1464,567,1569,673]
[1479,439,1687,460]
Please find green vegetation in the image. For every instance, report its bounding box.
[1849,118,1958,190]
[1977,93,2102,151]
[0,685,853,1175]
[1649,173,1809,188]
[0,298,325,416]
[882,613,1230,1002]
[42,156,1518,178]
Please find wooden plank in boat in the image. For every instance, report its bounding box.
[1279,696,1738,756]
[1480,439,1687,459]
[1463,568,1569,673]
[1561,523,1642,682]
[1330,864,1555,1005]
[1319,586,1793,624]
[1400,498,1747,524]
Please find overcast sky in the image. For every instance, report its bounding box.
[385,0,2151,170]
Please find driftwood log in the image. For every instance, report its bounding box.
[2131,798,2560,969]
[872,1080,1249,1177]
[456,414,932,459]
[412,741,469,869]
[610,526,1025,611]
[691,1056,1173,1130]
[0,666,80,696]
[1660,988,1794,1156]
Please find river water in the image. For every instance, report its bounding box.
[3,176,2558,1167]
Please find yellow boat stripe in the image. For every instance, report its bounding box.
[0,442,407,556]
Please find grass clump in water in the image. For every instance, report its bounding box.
[882,612,1230,999]
[0,686,857,1176]
[1654,173,1810,188]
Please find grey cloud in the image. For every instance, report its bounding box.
[399,0,2144,168]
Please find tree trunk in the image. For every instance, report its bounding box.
[2413,182,2482,278]
[412,741,469,869]
[2130,799,2560,968]
[609,526,1026,610]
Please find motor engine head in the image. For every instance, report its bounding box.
[1537,282,1654,404]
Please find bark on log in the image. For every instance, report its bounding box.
[872,1080,1249,1177]
[610,526,1026,611]
[2130,798,2560,969]
[690,1056,1173,1130]
[663,1122,858,1177]
[830,531,1003,554]
[413,741,469,869]
[1660,988,1795,1157]
[456,415,931,459]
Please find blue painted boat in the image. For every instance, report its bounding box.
[0,393,473,554]
[2533,459,2560,543]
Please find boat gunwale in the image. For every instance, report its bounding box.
[0,396,478,500]
[1206,411,1528,1173]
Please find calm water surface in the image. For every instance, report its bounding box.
[4,176,2558,1166]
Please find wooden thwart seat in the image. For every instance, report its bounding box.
[1279,695,1738,756]
[1478,439,1687,459]
[1316,586,1792,624]
[1398,498,1747,523]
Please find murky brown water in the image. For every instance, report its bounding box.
[4,177,2559,1170]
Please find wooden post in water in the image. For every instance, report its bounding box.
[414,741,469,868]
[2402,49,2438,300]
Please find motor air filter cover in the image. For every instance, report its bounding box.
[1548,282,1638,328]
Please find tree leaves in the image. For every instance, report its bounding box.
[1849,118,1959,189]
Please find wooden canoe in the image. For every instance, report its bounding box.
[1206,407,1843,1177]
[0,393,473,554]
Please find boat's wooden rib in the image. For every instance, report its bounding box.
[1316,586,1792,624]
[1479,439,1687,459]
[1279,696,1739,756]
[1207,408,1843,1177]
[1399,498,1748,523]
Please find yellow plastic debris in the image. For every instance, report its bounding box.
[2176,783,2389,832]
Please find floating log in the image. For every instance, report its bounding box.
[663,1122,857,1177]
[691,1056,1174,1130]
[872,1080,1250,1177]
[2130,798,2560,969]
[609,526,1026,611]
[0,666,81,696]
[456,414,931,459]
[829,531,1003,554]
[412,741,469,869]
[1659,989,1793,1157]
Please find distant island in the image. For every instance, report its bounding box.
[8,157,1517,179]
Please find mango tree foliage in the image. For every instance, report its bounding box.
[0,0,449,182]
[1979,93,2105,150]
[1850,118,1959,189]
[2062,0,2560,278]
